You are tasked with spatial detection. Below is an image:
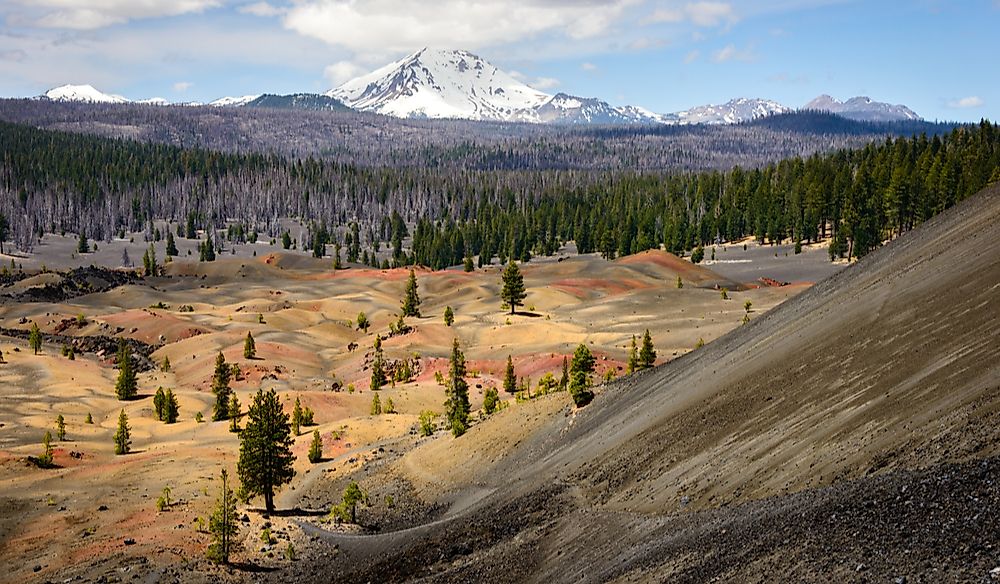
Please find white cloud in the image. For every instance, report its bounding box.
[173,80,193,92]
[645,2,736,27]
[532,76,560,90]
[283,0,638,55]
[713,43,755,62]
[684,49,700,63]
[581,62,598,72]
[14,0,222,30]
[324,61,363,86]
[947,96,984,108]
[239,2,285,17]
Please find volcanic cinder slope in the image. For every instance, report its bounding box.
[307,186,1000,582]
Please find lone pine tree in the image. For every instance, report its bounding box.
[569,344,596,407]
[503,355,517,395]
[445,338,471,437]
[113,409,131,455]
[207,469,239,564]
[29,322,42,355]
[211,352,232,421]
[401,269,421,317]
[308,430,323,463]
[370,335,387,391]
[237,388,295,514]
[115,341,138,400]
[243,331,256,359]
[500,261,527,315]
[639,329,656,370]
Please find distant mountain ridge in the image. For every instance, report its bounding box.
[33,51,923,125]
[804,94,920,122]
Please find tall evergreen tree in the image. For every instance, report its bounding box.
[445,338,471,437]
[229,393,241,433]
[370,335,387,391]
[115,340,138,400]
[627,336,639,375]
[308,430,323,463]
[211,352,232,421]
[500,261,527,315]
[113,409,131,455]
[165,231,178,256]
[206,469,239,564]
[569,344,596,407]
[503,355,517,395]
[29,322,42,355]
[639,329,656,370]
[243,331,256,359]
[77,231,89,254]
[164,388,179,423]
[237,388,295,514]
[401,269,421,317]
[559,356,569,391]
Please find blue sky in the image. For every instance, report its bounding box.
[0,0,995,120]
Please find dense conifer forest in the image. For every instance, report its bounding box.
[0,109,996,267]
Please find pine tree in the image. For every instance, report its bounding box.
[500,261,527,315]
[153,387,166,420]
[115,340,138,400]
[29,322,42,355]
[503,355,517,395]
[77,231,89,254]
[559,356,569,391]
[292,396,303,435]
[569,344,595,407]
[237,388,295,514]
[165,231,178,256]
[243,331,256,359]
[206,469,239,564]
[639,329,656,370]
[464,256,474,272]
[370,335,386,391]
[164,388,179,423]
[308,430,323,463]
[676,276,683,289]
[370,392,382,416]
[482,387,499,416]
[38,431,54,467]
[445,338,471,437]
[211,352,232,421]
[401,269,421,317]
[113,409,131,455]
[384,396,395,414]
[627,335,639,374]
[443,306,454,326]
[356,311,370,332]
[162,355,171,372]
[55,414,66,441]
[229,393,241,433]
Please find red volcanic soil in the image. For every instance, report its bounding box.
[550,278,649,299]
[616,249,729,284]
[99,309,208,344]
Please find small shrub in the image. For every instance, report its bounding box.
[418,411,435,436]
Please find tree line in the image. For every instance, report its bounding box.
[0,118,996,265]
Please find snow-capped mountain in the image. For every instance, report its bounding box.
[209,94,261,107]
[328,48,551,122]
[674,98,791,125]
[40,84,129,104]
[534,93,660,125]
[804,95,921,122]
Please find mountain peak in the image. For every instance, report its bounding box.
[327,48,550,121]
[41,84,129,104]
[804,94,920,122]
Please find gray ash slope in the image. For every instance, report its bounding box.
[293,184,1000,583]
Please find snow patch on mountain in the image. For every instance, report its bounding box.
[209,95,262,107]
[40,84,129,104]
[674,98,791,125]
